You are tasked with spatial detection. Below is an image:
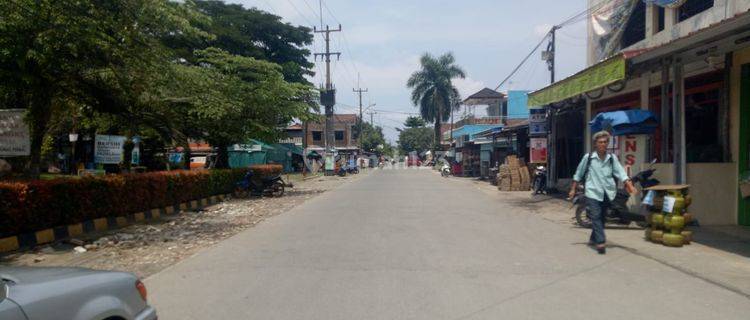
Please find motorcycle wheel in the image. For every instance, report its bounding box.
[575,206,592,228]
[271,180,285,197]
[233,186,250,199]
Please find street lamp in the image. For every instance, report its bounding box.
[69,133,79,174]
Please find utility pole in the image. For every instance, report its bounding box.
[313,24,342,157]
[367,111,377,125]
[547,26,559,84]
[353,83,368,152]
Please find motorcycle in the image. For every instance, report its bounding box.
[337,163,348,177]
[441,163,451,177]
[572,159,659,228]
[234,170,285,198]
[532,165,547,194]
[346,162,359,174]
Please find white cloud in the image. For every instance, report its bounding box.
[453,77,487,100]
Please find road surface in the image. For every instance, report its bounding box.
[147,169,750,319]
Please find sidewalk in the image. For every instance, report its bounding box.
[451,176,750,299]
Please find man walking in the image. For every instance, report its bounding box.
[568,131,637,254]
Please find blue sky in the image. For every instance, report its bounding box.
[229,0,589,142]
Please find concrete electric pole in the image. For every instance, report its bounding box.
[353,85,368,152]
[313,24,342,155]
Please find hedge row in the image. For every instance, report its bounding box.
[0,165,282,237]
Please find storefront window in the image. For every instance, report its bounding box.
[622,1,646,48]
[685,85,723,162]
[678,0,714,22]
[649,70,727,163]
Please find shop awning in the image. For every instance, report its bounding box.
[528,54,626,106]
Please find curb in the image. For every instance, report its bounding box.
[0,194,230,254]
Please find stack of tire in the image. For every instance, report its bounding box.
[645,189,693,247]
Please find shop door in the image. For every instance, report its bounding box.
[739,63,750,226]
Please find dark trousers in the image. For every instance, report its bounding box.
[586,195,610,245]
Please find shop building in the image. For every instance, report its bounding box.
[531,0,750,225]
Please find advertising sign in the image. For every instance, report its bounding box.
[325,154,334,171]
[168,152,184,164]
[94,134,126,164]
[0,109,30,156]
[530,137,548,163]
[529,108,547,135]
[131,145,140,165]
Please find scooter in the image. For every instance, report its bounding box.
[572,159,659,228]
[234,170,285,198]
[532,165,547,194]
[441,163,451,177]
[337,163,348,177]
[346,163,359,174]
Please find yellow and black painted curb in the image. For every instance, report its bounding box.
[0,194,229,253]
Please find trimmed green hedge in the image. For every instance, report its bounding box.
[0,166,279,238]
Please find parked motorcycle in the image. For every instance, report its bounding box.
[234,170,285,198]
[572,159,659,228]
[532,165,547,194]
[441,163,451,177]
[337,164,348,177]
[346,163,359,174]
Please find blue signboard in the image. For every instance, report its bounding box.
[529,108,547,135]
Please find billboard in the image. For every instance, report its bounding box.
[0,109,30,156]
[94,134,126,164]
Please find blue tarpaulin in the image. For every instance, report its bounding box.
[589,110,658,136]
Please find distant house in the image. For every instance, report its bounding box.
[304,114,360,152]
[279,123,303,146]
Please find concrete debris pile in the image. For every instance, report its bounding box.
[496,155,531,191]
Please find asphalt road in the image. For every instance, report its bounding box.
[146,169,750,319]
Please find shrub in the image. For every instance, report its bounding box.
[0,168,248,237]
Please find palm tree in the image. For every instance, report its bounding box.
[406,52,465,150]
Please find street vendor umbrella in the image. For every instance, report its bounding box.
[589,109,658,136]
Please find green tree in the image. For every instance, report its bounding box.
[403,116,426,128]
[360,122,386,154]
[398,127,434,156]
[406,52,465,149]
[166,48,316,168]
[0,0,209,176]
[166,1,314,84]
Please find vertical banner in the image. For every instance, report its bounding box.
[0,109,31,156]
[131,145,141,165]
[530,137,548,163]
[94,134,126,164]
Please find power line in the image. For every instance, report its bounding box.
[318,1,363,87]
[284,0,316,26]
[494,33,550,91]
[494,0,615,91]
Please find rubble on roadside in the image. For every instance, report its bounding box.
[2,174,354,278]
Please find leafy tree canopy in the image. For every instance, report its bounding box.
[406,52,465,149]
[166,0,315,84]
[398,127,434,156]
[403,116,427,128]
